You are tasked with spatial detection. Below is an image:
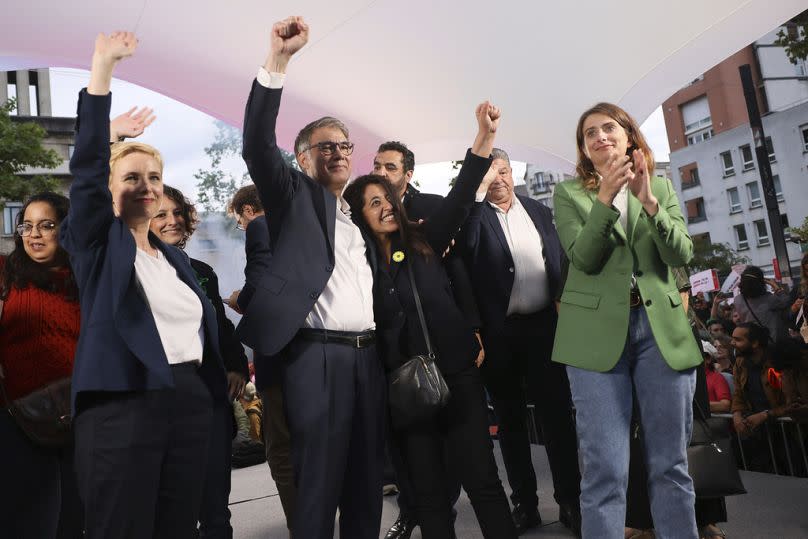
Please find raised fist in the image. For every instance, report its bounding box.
[476,101,501,134]
[271,16,309,58]
[94,31,138,63]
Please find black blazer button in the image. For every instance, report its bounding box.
[636,270,644,277]
[310,291,319,300]
[389,288,395,294]
[508,267,515,273]
[325,265,334,272]
[645,299,652,307]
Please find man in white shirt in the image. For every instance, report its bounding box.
[459,148,582,536]
[238,17,383,539]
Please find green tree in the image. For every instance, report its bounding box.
[0,98,62,208]
[194,120,298,212]
[774,10,808,64]
[687,241,749,280]
[790,215,808,243]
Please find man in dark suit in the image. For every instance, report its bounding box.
[373,141,483,539]
[226,185,296,532]
[238,17,384,539]
[459,148,582,536]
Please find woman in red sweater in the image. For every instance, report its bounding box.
[0,191,83,538]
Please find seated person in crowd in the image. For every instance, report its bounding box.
[701,341,731,413]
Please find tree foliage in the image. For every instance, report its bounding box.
[0,98,62,207]
[687,241,749,280]
[790,215,808,244]
[774,10,808,64]
[194,120,299,212]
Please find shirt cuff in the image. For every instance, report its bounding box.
[257,67,286,89]
[475,192,487,203]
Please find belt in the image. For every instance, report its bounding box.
[296,328,376,349]
[630,289,643,309]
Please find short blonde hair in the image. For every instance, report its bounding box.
[109,142,164,184]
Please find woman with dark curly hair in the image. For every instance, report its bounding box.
[150,184,249,537]
[0,191,83,538]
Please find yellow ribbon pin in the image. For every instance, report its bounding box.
[392,251,405,262]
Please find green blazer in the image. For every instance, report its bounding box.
[551,177,701,373]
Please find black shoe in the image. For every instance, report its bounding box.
[558,503,582,538]
[385,514,417,539]
[512,503,541,535]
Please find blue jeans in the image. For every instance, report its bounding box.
[566,307,697,539]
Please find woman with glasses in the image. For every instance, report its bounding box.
[60,31,228,538]
[0,192,84,538]
[150,184,249,537]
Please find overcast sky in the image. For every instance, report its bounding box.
[48,67,671,201]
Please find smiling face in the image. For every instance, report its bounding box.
[298,126,352,191]
[150,196,186,246]
[580,112,631,173]
[486,158,514,206]
[21,201,60,265]
[109,151,163,225]
[361,182,399,238]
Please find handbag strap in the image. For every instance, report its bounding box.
[405,256,435,358]
[692,399,718,444]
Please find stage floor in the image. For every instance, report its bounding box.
[228,443,808,538]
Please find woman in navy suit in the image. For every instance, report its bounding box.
[60,32,227,539]
[343,102,516,539]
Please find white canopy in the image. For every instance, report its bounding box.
[3,1,806,171]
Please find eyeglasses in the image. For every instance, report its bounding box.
[17,221,58,237]
[301,141,355,156]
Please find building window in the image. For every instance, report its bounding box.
[765,136,776,163]
[801,125,808,151]
[680,164,700,189]
[734,224,749,250]
[2,202,23,236]
[6,83,17,115]
[68,145,75,159]
[754,219,770,246]
[740,144,754,170]
[781,213,790,232]
[687,129,713,146]
[772,175,784,202]
[720,151,734,176]
[747,182,762,208]
[727,188,742,213]
[685,197,707,223]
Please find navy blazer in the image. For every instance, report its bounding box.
[237,81,378,357]
[459,194,566,333]
[364,151,490,375]
[236,214,272,314]
[61,90,227,412]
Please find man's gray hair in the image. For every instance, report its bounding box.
[490,147,511,166]
[294,117,350,155]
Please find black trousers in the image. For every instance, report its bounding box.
[282,338,385,539]
[481,307,581,509]
[74,363,213,539]
[199,397,235,538]
[0,412,84,539]
[395,366,517,539]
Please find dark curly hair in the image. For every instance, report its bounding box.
[158,185,199,249]
[1,192,77,301]
[343,174,431,259]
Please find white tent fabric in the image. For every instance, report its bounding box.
[2,1,806,171]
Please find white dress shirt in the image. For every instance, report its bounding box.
[613,183,629,233]
[134,249,204,364]
[485,195,550,315]
[256,68,375,332]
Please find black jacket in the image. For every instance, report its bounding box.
[402,185,482,330]
[367,151,490,376]
[190,258,249,378]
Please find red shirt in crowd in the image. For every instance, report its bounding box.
[0,258,80,403]
[705,367,732,404]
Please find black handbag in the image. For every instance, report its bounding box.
[687,402,746,498]
[387,258,451,429]
[0,298,72,448]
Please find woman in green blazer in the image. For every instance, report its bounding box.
[552,102,701,539]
